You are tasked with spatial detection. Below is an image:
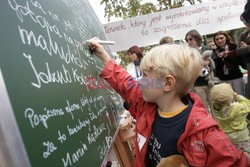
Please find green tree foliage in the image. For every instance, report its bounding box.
[100,0,203,67]
[101,0,203,21]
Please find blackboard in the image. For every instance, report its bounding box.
[0,0,123,166]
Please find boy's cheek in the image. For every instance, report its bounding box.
[155,79,164,89]
[138,79,146,89]
[142,93,149,102]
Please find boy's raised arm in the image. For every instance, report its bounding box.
[88,38,142,114]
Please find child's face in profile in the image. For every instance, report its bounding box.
[139,70,164,103]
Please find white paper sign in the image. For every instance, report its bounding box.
[137,133,146,151]
[103,0,246,52]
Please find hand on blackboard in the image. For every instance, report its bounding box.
[88,37,111,65]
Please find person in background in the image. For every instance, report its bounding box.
[239,0,250,128]
[185,29,212,112]
[238,4,250,48]
[126,46,143,79]
[159,36,173,45]
[123,45,143,118]
[207,40,217,50]
[238,1,250,98]
[88,38,248,167]
[185,30,209,53]
[238,16,250,48]
[210,83,250,161]
[213,31,246,95]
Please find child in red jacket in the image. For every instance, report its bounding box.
[88,38,248,167]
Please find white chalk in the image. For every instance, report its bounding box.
[86,40,115,45]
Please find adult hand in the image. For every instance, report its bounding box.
[240,41,248,48]
[222,51,228,58]
[216,51,224,58]
[88,37,111,65]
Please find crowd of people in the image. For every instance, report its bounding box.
[89,1,250,167]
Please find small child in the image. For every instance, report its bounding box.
[210,83,250,159]
[88,38,248,167]
[207,40,217,50]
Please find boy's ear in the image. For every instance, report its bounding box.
[163,75,176,92]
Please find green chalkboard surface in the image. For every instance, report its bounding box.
[0,0,122,166]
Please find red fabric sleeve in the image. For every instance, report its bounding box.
[204,127,248,167]
[100,59,144,117]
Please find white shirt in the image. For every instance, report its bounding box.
[126,62,142,80]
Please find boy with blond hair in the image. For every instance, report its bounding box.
[88,39,248,167]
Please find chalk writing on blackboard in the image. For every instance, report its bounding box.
[0,0,122,166]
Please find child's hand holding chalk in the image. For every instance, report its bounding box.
[87,37,111,64]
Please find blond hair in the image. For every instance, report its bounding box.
[140,44,202,95]
[210,83,234,106]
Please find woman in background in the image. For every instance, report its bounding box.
[238,0,250,49]
[213,31,246,95]
[238,3,250,97]
[185,29,211,111]
[123,45,143,118]
[126,46,143,79]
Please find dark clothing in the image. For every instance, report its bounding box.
[213,44,244,80]
[147,97,192,167]
[194,76,209,86]
[245,0,250,10]
[242,1,250,22]
[238,28,250,46]
[237,28,250,66]
[194,46,211,86]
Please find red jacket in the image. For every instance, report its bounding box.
[100,60,248,167]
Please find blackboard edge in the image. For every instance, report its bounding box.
[0,68,31,167]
